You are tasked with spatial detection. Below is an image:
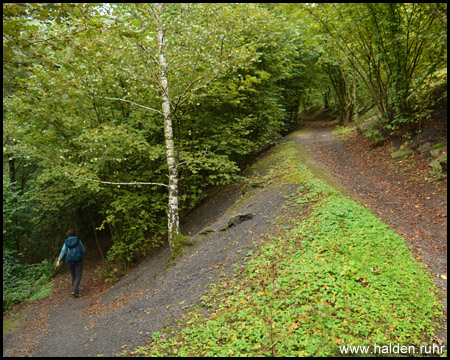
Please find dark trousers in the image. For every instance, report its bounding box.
[68,260,83,295]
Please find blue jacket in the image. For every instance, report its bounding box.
[58,236,86,261]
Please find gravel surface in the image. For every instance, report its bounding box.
[3,155,297,357]
[3,126,446,356]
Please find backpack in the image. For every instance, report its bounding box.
[65,236,83,264]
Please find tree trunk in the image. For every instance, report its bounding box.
[323,87,330,110]
[8,156,16,187]
[155,3,180,253]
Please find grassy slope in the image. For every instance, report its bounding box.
[133,141,444,357]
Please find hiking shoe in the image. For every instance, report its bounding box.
[72,292,80,298]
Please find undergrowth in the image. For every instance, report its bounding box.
[131,142,444,357]
[3,249,56,312]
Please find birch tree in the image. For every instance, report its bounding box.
[102,3,255,254]
[4,3,299,264]
[154,3,180,252]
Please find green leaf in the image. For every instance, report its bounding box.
[24,19,40,29]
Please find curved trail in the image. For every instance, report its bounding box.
[291,128,446,296]
[3,126,446,356]
[3,160,296,357]
[289,126,447,345]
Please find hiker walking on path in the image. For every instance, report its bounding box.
[56,229,86,298]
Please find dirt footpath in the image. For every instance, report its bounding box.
[3,126,446,356]
[3,158,297,357]
[290,126,447,343]
[292,128,447,295]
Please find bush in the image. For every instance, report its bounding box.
[364,126,386,146]
[100,191,166,272]
[3,177,36,251]
[3,249,56,312]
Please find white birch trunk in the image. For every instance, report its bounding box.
[155,3,180,253]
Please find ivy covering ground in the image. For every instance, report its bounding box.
[133,142,444,357]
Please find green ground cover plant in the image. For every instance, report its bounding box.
[135,141,443,357]
[3,249,56,311]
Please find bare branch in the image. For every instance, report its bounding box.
[175,73,218,109]
[149,3,161,23]
[135,43,176,107]
[427,3,447,25]
[96,96,162,115]
[27,27,89,45]
[71,174,168,187]
[137,42,160,65]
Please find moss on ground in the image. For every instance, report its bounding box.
[3,311,24,335]
[168,233,194,262]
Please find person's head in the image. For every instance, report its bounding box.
[66,228,77,238]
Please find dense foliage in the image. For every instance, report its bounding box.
[3,249,56,311]
[3,3,446,308]
[3,3,305,293]
[300,3,447,135]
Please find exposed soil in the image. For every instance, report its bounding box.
[292,109,447,346]
[2,153,298,357]
[3,112,447,356]
[293,119,447,297]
